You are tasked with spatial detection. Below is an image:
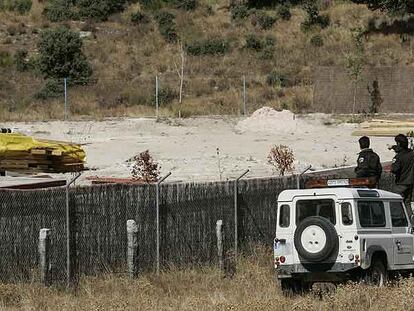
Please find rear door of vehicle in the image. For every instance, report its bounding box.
[390,201,413,265]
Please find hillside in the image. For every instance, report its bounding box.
[0,0,412,120]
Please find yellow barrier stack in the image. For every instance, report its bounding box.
[0,133,86,173]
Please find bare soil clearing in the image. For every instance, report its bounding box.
[3,110,395,183]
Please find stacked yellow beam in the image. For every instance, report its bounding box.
[0,133,86,173]
[352,119,414,137]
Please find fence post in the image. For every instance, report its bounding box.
[156,172,172,275]
[39,228,51,286]
[155,75,159,118]
[216,220,224,274]
[64,77,68,120]
[242,75,247,115]
[234,169,249,259]
[66,172,81,288]
[296,165,312,189]
[127,219,138,278]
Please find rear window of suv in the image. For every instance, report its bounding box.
[358,201,386,227]
[296,199,335,225]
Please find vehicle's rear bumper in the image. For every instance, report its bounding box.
[277,262,360,281]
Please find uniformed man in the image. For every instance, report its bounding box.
[355,136,382,183]
[391,134,414,210]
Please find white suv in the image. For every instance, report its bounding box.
[274,185,414,294]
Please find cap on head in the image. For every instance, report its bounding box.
[395,134,409,149]
[359,136,370,149]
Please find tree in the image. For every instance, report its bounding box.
[351,0,414,15]
[367,80,383,114]
[268,145,295,176]
[37,27,92,84]
[173,42,185,104]
[345,27,365,117]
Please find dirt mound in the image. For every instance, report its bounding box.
[236,107,298,133]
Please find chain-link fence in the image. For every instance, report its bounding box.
[0,73,294,120]
[0,169,396,285]
[0,188,66,283]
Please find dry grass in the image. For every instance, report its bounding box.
[1,247,414,310]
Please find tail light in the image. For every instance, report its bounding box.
[279,256,286,264]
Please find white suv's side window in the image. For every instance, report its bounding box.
[358,201,386,228]
[341,202,353,226]
[279,205,290,228]
[390,202,408,227]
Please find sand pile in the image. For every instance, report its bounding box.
[236,107,299,133]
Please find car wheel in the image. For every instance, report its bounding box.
[365,259,387,287]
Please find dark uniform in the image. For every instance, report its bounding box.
[355,148,382,182]
[391,146,414,208]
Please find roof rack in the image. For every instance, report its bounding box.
[305,177,377,189]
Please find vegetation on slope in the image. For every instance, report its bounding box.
[0,0,414,120]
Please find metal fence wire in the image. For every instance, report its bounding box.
[0,171,396,283]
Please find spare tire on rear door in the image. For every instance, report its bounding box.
[294,216,338,262]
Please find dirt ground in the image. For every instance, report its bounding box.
[3,109,396,183]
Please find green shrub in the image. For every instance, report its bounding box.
[138,0,163,10]
[6,25,17,36]
[131,11,150,24]
[266,71,288,87]
[277,4,291,20]
[152,87,178,105]
[253,12,277,30]
[37,27,92,84]
[43,0,127,21]
[76,0,128,21]
[310,34,324,47]
[154,10,178,43]
[5,0,32,14]
[317,14,330,28]
[0,51,13,68]
[185,38,229,56]
[264,35,276,46]
[14,49,28,71]
[177,0,197,11]
[244,33,275,57]
[138,0,196,11]
[301,3,330,31]
[43,0,76,22]
[35,79,64,100]
[231,5,250,21]
[258,46,274,60]
[245,34,263,51]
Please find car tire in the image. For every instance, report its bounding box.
[294,216,338,262]
[365,259,387,287]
